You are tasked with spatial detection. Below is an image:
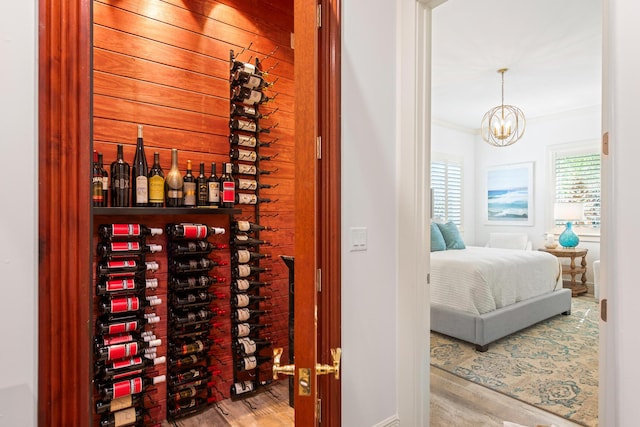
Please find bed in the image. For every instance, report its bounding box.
[430,246,572,351]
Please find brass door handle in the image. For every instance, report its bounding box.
[316,347,341,380]
[272,347,295,380]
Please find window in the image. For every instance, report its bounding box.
[431,156,463,226]
[553,148,601,236]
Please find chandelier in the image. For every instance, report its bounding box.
[481,68,526,147]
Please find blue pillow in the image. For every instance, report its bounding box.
[436,222,466,250]
[430,223,446,252]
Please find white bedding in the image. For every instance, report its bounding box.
[430,246,562,315]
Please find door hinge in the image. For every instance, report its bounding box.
[317,4,322,28]
[316,268,322,292]
[601,298,607,322]
[317,398,322,424]
[427,273,430,284]
[316,136,322,159]
[602,131,609,155]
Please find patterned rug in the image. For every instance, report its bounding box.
[430,297,599,427]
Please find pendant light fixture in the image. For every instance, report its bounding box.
[481,68,526,147]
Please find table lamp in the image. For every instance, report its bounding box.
[554,202,584,248]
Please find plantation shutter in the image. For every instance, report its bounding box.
[431,159,463,226]
[554,152,601,229]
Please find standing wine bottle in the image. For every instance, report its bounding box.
[147,152,165,207]
[92,150,105,207]
[98,375,166,400]
[207,162,220,206]
[98,152,109,206]
[165,148,183,207]
[220,162,235,208]
[196,162,208,206]
[131,125,148,206]
[166,223,226,239]
[98,223,164,240]
[183,160,196,207]
[111,144,131,207]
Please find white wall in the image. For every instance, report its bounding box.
[0,0,37,425]
[341,0,399,425]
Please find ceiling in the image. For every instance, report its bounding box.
[431,0,602,132]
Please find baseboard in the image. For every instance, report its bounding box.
[372,415,400,427]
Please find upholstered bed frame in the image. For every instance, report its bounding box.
[430,287,572,352]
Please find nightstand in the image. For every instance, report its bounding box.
[539,247,588,296]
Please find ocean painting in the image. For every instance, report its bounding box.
[486,163,533,225]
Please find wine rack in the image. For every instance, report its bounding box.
[165,223,228,420]
[92,223,166,426]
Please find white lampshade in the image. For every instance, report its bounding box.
[554,202,584,221]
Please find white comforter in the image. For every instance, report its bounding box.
[430,246,562,315]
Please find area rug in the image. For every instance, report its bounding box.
[430,297,599,427]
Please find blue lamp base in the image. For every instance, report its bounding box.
[559,221,579,248]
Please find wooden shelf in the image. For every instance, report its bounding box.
[92,207,241,216]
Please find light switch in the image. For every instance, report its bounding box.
[349,227,367,252]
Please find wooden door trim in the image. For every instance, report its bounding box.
[38,0,92,424]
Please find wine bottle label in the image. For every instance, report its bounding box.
[232,380,254,395]
[236,308,250,322]
[208,182,220,203]
[182,340,205,354]
[236,264,251,278]
[243,356,257,370]
[113,406,137,427]
[235,134,257,148]
[237,179,258,190]
[238,194,258,204]
[148,175,164,203]
[110,297,140,313]
[107,342,138,362]
[222,181,235,203]
[103,334,134,346]
[183,182,196,205]
[167,189,182,198]
[135,176,148,203]
[180,225,208,239]
[110,242,141,252]
[236,294,250,307]
[105,279,136,292]
[106,260,136,268]
[106,320,138,335]
[237,149,257,162]
[243,75,263,90]
[236,323,251,337]
[235,119,257,132]
[109,395,132,412]
[237,250,251,264]
[92,178,104,202]
[102,176,109,190]
[110,356,143,371]
[112,225,141,237]
[236,164,257,175]
[246,90,262,104]
[178,386,197,399]
[235,279,250,291]
[237,62,256,74]
[236,221,251,232]
[236,235,249,241]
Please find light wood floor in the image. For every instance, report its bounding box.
[163,367,586,426]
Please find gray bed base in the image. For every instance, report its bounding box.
[430,288,572,352]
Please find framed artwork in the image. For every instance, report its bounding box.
[485,162,534,226]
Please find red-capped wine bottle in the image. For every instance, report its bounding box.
[95,337,162,362]
[165,148,183,207]
[196,162,208,206]
[232,337,272,357]
[207,162,220,206]
[231,163,273,176]
[96,314,160,336]
[92,150,105,207]
[231,322,270,338]
[166,223,226,239]
[95,330,155,348]
[98,375,166,400]
[231,308,270,323]
[235,355,271,371]
[148,151,165,208]
[96,242,163,260]
[232,264,271,279]
[98,152,109,206]
[220,162,235,208]
[231,293,271,308]
[230,104,264,120]
[110,144,131,207]
[131,125,148,206]
[182,159,196,207]
[96,277,158,296]
[95,394,143,415]
[168,275,224,291]
[98,223,163,240]
[232,249,271,264]
[99,295,162,316]
[231,279,271,293]
[98,355,166,380]
[232,221,272,233]
[231,235,270,247]
[96,260,159,279]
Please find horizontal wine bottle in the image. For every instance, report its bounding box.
[232,337,272,357]
[97,355,166,381]
[231,163,274,176]
[98,374,166,400]
[168,241,227,257]
[168,338,218,357]
[95,330,155,348]
[97,242,163,260]
[169,257,226,275]
[230,58,261,75]
[232,220,272,233]
[95,337,162,362]
[97,260,159,279]
[94,394,143,415]
[231,69,271,90]
[168,275,224,291]
[231,86,273,106]
[231,308,271,323]
[231,235,270,247]
[169,291,217,308]
[231,279,271,293]
[229,118,271,134]
[229,148,273,163]
[232,249,271,264]
[168,366,212,386]
[168,382,215,402]
[229,379,273,398]
[234,178,273,191]
[98,223,163,240]
[99,295,162,316]
[231,293,271,308]
[170,309,215,326]
[235,193,274,205]
[232,264,272,279]
[96,277,158,296]
[230,103,264,120]
[168,396,217,420]
[96,314,160,336]
[232,322,271,338]
[99,406,144,427]
[235,355,271,371]
[168,354,205,370]
[166,223,226,239]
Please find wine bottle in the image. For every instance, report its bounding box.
[96,260,159,279]
[231,69,271,90]
[196,162,208,206]
[235,193,274,205]
[165,148,183,207]
[231,322,270,338]
[147,152,165,207]
[166,223,226,239]
[168,275,223,291]
[168,397,216,420]
[230,380,255,397]
[98,375,166,400]
[169,258,225,275]
[229,148,257,163]
[230,58,262,76]
[99,295,162,316]
[99,406,145,427]
[229,118,271,134]
[169,291,217,308]
[232,249,271,264]
[231,86,273,105]
[96,314,160,336]
[219,162,235,208]
[98,152,109,206]
[168,366,211,386]
[207,162,220,206]
[231,308,270,323]
[232,264,271,279]
[168,382,214,402]
[95,394,143,415]
[232,221,272,233]
[96,330,156,348]
[96,277,158,296]
[98,355,166,380]
[231,293,271,308]
[131,125,149,206]
[170,309,215,326]
[234,178,272,191]
[95,337,162,362]
[98,223,163,240]
[92,150,105,207]
[235,355,271,371]
[231,279,271,293]
[231,235,270,247]
[230,104,264,120]
[232,163,273,176]
[229,133,258,148]
[97,242,163,260]
[168,241,217,256]
[182,159,196,207]
[111,144,131,207]
[169,354,204,370]
[232,337,272,357]
[168,338,217,357]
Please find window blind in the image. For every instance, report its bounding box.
[431,159,463,226]
[554,152,601,228]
